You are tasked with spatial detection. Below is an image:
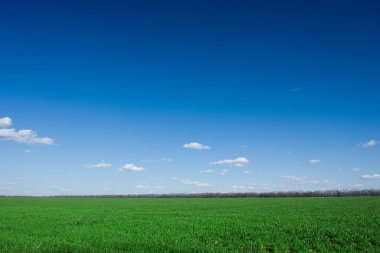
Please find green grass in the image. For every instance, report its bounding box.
[0,197,379,252]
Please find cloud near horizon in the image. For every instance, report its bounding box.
[85,162,112,169]
[360,139,379,148]
[201,169,228,176]
[172,177,211,187]
[361,174,380,180]
[181,179,211,187]
[210,157,249,167]
[120,163,144,172]
[183,142,210,150]
[0,117,54,145]
[281,175,329,185]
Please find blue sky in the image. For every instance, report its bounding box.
[1,0,380,195]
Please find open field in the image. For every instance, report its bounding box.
[0,197,379,252]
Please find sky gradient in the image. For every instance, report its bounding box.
[1,0,380,195]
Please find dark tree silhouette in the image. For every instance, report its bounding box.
[2,189,379,198]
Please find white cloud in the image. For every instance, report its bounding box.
[0,128,54,144]
[136,185,150,189]
[157,158,173,162]
[0,118,54,145]
[201,169,215,174]
[172,177,211,187]
[232,185,255,191]
[210,157,249,167]
[0,117,12,128]
[200,169,228,176]
[182,179,210,187]
[142,158,173,163]
[243,170,252,174]
[232,183,286,192]
[219,169,228,176]
[360,139,379,148]
[24,149,32,153]
[0,182,15,190]
[59,188,72,192]
[183,142,210,150]
[352,168,360,172]
[85,162,112,169]
[309,159,320,164]
[361,173,380,180]
[120,163,144,172]
[195,182,210,187]
[281,176,329,185]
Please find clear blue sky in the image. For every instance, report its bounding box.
[1,0,380,195]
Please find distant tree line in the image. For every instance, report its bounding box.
[2,189,380,198]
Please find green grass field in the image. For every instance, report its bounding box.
[0,197,379,252]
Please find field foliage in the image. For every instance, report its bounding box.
[0,197,379,252]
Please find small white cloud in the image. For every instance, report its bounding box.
[0,128,54,144]
[360,139,379,148]
[0,182,15,190]
[120,163,144,172]
[352,168,360,172]
[201,169,215,174]
[24,149,32,153]
[231,185,255,192]
[232,183,282,192]
[210,157,249,167]
[136,185,163,190]
[281,175,329,185]
[0,117,12,128]
[183,142,210,150]
[85,162,112,169]
[200,169,228,176]
[232,185,246,190]
[135,185,150,189]
[173,177,211,187]
[361,173,380,180]
[309,159,321,164]
[143,158,173,163]
[157,158,173,162]
[243,170,252,174]
[182,179,210,187]
[59,188,72,192]
[194,182,210,187]
[219,169,228,176]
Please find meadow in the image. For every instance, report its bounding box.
[0,197,379,252]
